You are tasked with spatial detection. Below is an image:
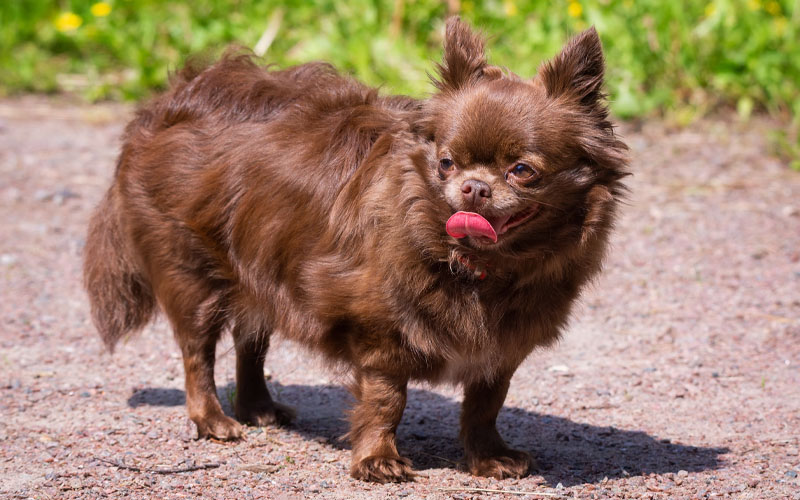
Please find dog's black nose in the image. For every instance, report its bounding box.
[461,179,491,206]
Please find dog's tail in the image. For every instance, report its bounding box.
[83,186,156,352]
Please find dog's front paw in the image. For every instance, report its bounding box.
[466,449,532,479]
[195,413,244,441]
[351,455,414,483]
[236,400,296,427]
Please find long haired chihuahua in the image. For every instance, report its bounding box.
[84,18,628,482]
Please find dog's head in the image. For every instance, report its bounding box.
[422,18,628,261]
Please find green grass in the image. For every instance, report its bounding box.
[1,0,799,160]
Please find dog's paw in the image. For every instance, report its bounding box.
[195,414,244,441]
[235,400,296,427]
[466,449,532,479]
[351,455,414,483]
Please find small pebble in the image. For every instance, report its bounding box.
[786,470,798,478]
[52,187,80,205]
[0,254,17,266]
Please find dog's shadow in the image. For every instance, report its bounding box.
[128,383,728,486]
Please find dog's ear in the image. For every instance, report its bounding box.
[433,17,488,92]
[538,27,605,106]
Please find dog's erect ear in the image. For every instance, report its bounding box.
[433,17,488,92]
[538,27,605,106]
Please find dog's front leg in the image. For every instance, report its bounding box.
[348,369,413,483]
[461,372,532,479]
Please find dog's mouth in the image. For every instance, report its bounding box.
[445,204,541,244]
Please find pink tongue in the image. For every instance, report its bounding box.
[446,211,498,243]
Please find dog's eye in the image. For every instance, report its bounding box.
[508,163,537,181]
[438,158,455,177]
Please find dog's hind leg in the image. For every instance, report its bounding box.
[231,324,296,426]
[157,278,243,441]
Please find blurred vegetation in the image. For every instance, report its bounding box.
[1,0,798,164]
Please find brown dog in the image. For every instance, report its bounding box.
[84,18,628,483]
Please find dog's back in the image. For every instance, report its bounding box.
[130,54,346,131]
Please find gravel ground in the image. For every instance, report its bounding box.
[1,97,799,499]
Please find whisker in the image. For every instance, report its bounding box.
[524,197,566,213]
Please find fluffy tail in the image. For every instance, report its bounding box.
[83,187,156,351]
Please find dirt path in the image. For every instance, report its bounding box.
[1,97,798,499]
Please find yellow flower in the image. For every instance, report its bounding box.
[765,0,781,15]
[91,2,112,17]
[504,0,518,16]
[568,1,583,18]
[774,16,788,35]
[55,12,82,32]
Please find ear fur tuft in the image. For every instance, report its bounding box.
[433,17,488,92]
[538,27,605,106]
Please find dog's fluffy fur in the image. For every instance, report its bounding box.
[84,18,628,482]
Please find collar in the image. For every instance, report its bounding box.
[457,254,488,280]
[440,250,491,280]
